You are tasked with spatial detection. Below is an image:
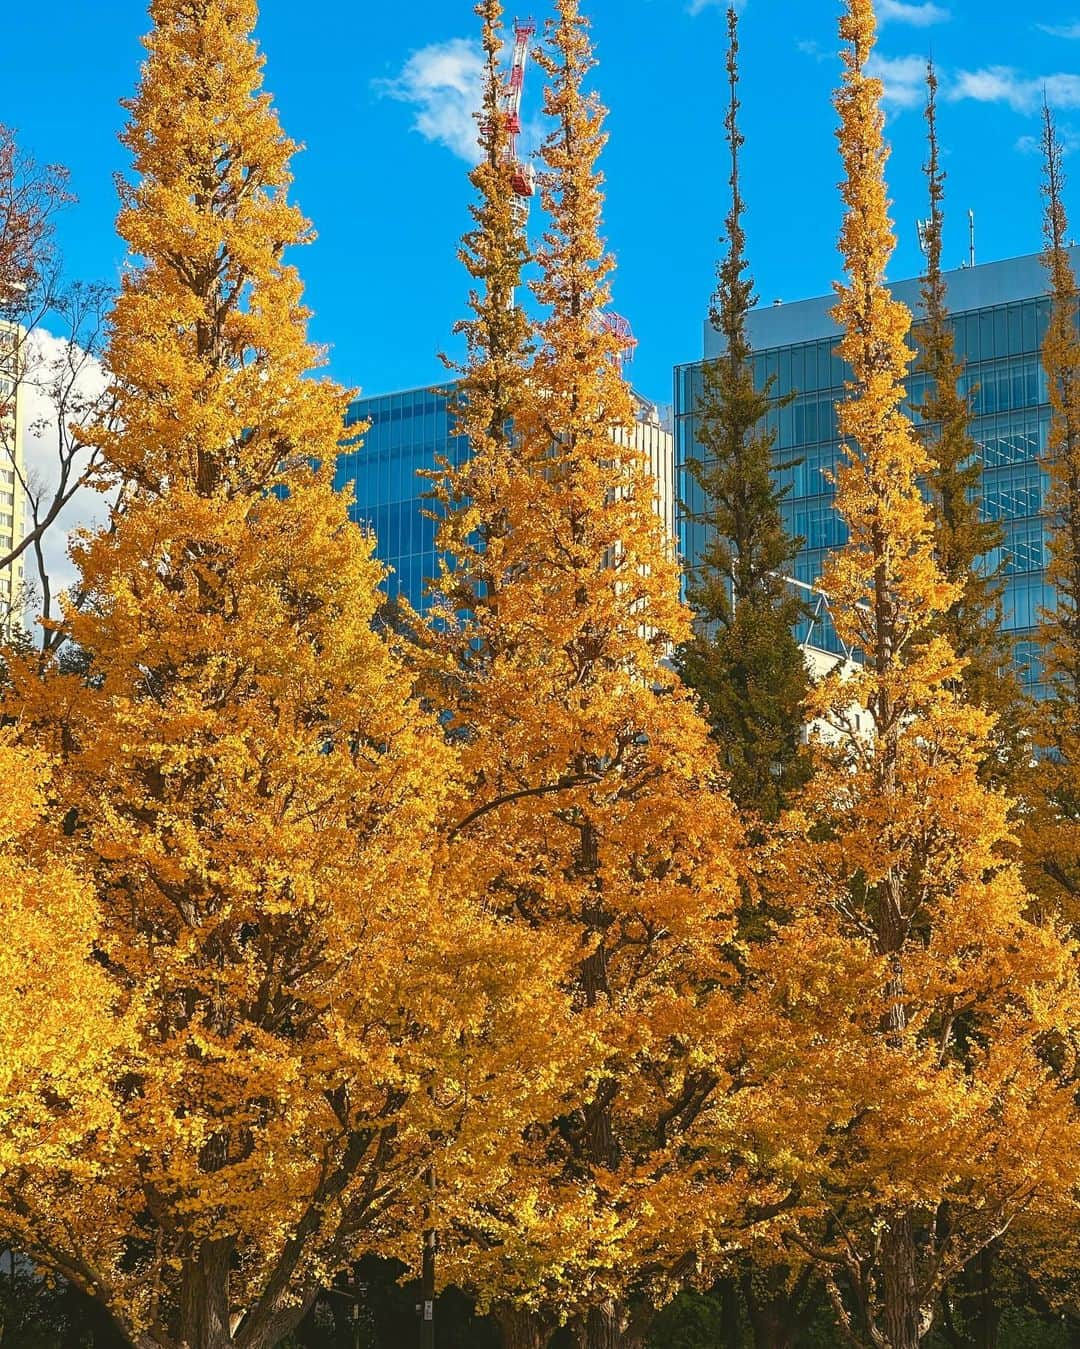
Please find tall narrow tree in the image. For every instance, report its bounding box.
[428,0,534,636]
[425,14,576,1349]
[1025,104,1080,915]
[674,13,818,1346]
[0,3,556,1346]
[430,3,750,1345]
[914,62,1023,771]
[746,5,1079,1346]
[916,68,1022,1335]
[676,6,809,823]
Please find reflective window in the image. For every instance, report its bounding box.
[335,385,465,613]
[960,357,1046,416]
[676,289,1064,691]
[981,466,1046,522]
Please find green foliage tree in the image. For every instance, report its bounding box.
[675,17,820,1343]
[676,5,810,823]
[1024,102,1080,917]
[646,1291,728,1349]
[913,62,1024,774]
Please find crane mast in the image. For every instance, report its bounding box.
[503,19,536,204]
[495,18,635,369]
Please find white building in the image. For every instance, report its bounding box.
[0,322,26,632]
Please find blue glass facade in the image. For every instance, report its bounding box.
[335,386,467,613]
[338,383,676,616]
[675,251,1077,693]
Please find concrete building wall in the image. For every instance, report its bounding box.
[627,396,676,551]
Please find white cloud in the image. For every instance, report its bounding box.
[867,53,930,110]
[949,66,1028,108]
[950,66,1080,112]
[375,36,545,166]
[1017,122,1080,155]
[688,0,746,14]
[376,38,486,164]
[879,0,950,25]
[17,327,110,608]
[1038,22,1080,38]
[797,38,832,62]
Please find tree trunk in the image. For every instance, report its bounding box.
[881,1217,922,1349]
[571,1300,652,1349]
[741,1265,817,1349]
[175,1239,236,1349]
[943,1246,1001,1349]
[419,1212,436,1349]
[493,1302,556,1349]
[745,1289,799,1348]
[717,1277,741,1348]
[123,1237,318,1349]
[970,1246,1001,1349]
[580,1303,621,1349]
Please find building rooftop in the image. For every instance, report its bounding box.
[348,380,672,429]
[701,248,1080,360]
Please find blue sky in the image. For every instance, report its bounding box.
[4,1,1080,404]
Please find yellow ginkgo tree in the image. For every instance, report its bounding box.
[0,2,562,1346]
[0,736,118,1188]
[428,4,757,1346]
[739,5,1080,1347]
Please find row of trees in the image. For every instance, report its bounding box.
[2,1,1080,1347]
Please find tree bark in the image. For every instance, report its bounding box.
[176,1238,236,1349]
[493,1302,556,1349]
[970,1246,1001,1349]
[579,1303,621,1349]
[717,1277,741,1348]
[744,1285,800,1348]
[123,1234,320,1349]
[881,1217,921,1349]
[571,1300,652,1349]
[941,1246,1001,1349]
[741,1263,819,1349]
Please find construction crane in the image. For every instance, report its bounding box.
[503,19,537,205]
[497,18,633,367]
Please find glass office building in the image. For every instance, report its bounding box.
[337,382,676,615]
[334,385,468,615]
[675,251,1076,694]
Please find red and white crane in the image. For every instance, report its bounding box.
[496,19,636,370]
[503,18,536,204]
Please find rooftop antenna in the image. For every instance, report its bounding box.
[916,218,931,256]
[968,208,976,269]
